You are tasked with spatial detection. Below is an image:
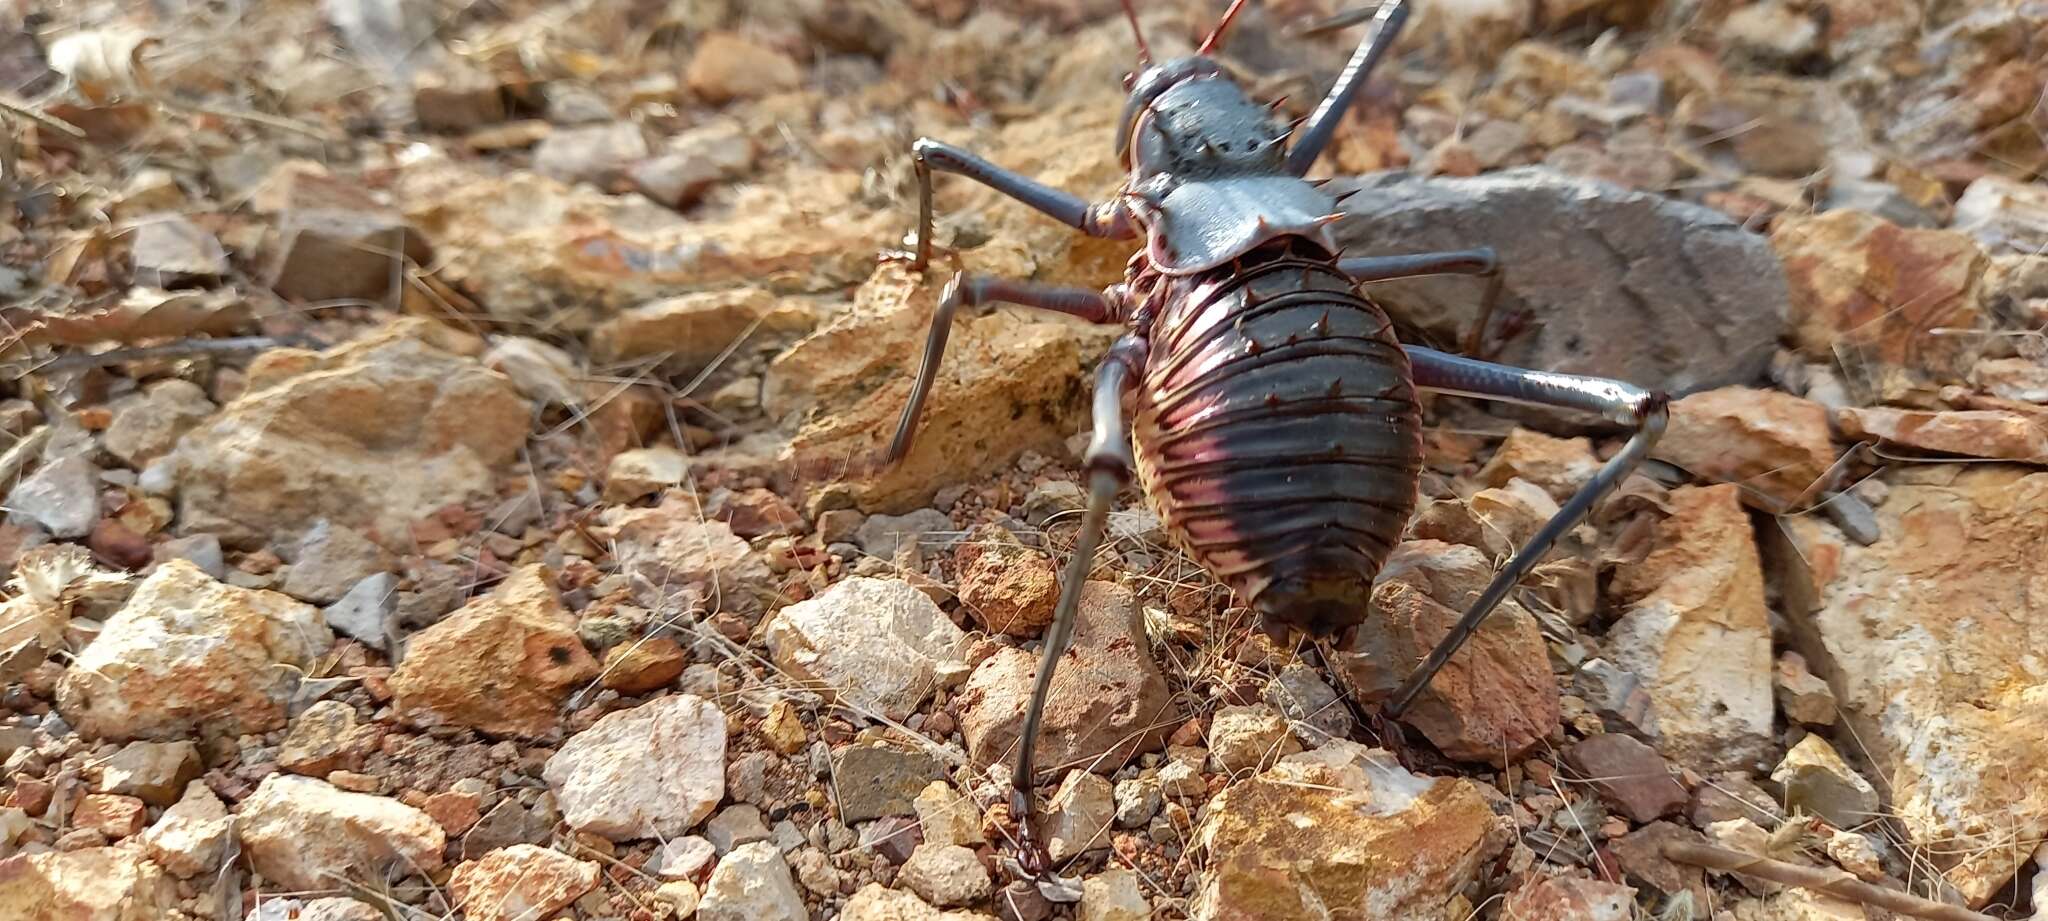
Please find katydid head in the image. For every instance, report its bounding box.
[1114,1,1285,177]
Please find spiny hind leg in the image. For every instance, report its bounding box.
[1387,345,1668,719]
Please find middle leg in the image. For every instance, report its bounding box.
[1385,345,1668,719]
[1340,247,1505,357]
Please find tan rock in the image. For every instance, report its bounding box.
[1607,485,1773,771]
[1775,652,1838,726]
[655,879,701,915]
[686,33,801,105]
[94,740,201,807]
[398,159,888,335]
[1468,478,1561,560]
[1836,407,2047,462]
[0,845,178,921]
[769,267,1119,514]
[1476,428,1600,502]
[760,700,807,754]
[1777,466,2048,904]
[589,288,813,372]
[1971,357,2048,403]
[139,781,231,877]
[1192,741,1511,921]
[482,336,582,408]
[1772,210,1986,400]
[1772,735,1879,829]
[603,446,687,503]
[1331,541,1559,766]
[167,319,530,550]
[898,844,991,908]
[699,842,806,921]
[1657,387,1837,511]
[599,636,687,695]
[839,883,997,921]
[301,898,386,921]
[389,565,599,739]
[1730,887,1869,921]
[1206,705,1303,776]
[1043,770,1113,863]
[957,582,1182,773]
[57,560,330,741]
[102,379,214,468]
[1953,173,2048,255]
[912,781,982,849]
[279,699,377,775]
[449,845,600,921]
[237,774,446,892]
[1080,867,1151,921]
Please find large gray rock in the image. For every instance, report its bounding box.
[1330,168,1790,400]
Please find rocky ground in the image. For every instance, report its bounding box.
[0,0,2045,919]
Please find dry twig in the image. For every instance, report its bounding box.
[1663,841,1998,921]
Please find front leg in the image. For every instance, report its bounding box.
[1284,0,1411,176]
[1385,345,1668,719]
[888,139,1136,271]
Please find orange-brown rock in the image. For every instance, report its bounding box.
[1772,210,1987,400]
[957,582,1182,773]
[1607,485,1772,771]
[389,565,599,739]
[1331,541,1560,766]
[1192,741,1511,921]
[1836,407,2047,462]
[953,525,1058,637]
[1501,875,1637,921]
[685,33,801,105]
[423,790,483,837]
[70,794,146,839]
[1779,466,2048,905]
[1656,386,1837,511]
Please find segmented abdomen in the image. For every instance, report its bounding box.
[1132,239,1423,636]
